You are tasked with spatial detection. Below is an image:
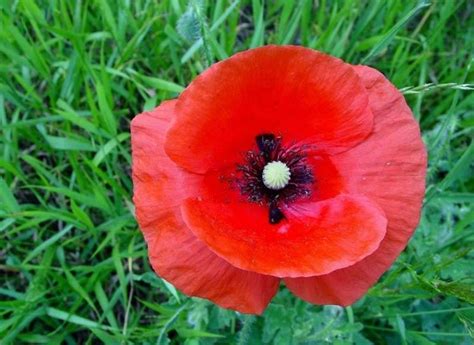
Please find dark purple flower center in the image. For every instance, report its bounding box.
[236,134,314,224]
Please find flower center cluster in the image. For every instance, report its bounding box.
[237,134,314,224]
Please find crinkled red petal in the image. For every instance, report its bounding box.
[165,45,374,174]
[182,194,387,278]
[131,101,279,314]
[284,66,427,305]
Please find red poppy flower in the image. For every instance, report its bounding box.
[131,45,427,314]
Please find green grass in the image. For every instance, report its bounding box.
[0,0,473,344]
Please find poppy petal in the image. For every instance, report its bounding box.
[182,194,387,278]
[132,102,279,314]
[284,66,427,305]
[145,212,280,314]
[307,154,346,201]
[131,100,201,216]
[165,45,374,174]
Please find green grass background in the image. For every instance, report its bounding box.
[1,0,473,344]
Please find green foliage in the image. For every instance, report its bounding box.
[0,0,473,344]
[177,0,206,42]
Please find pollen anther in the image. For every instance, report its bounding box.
[262,161,291,190]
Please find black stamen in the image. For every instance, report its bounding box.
[269,202,285,224]
[236,133,314,225]
[256,133,277,160]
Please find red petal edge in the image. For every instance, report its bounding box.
[284,66,427,306]
[165,45,374,174]
[131,101,280,314]
[182,194,387,278]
